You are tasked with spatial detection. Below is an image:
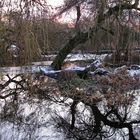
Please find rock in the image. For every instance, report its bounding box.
[90,68,109,76]
[128,65,140,70]
[39,66,61,79]
[128,65,140,76]
[6,44,20,58]
[114,65,128,75]
[85,59,104,72]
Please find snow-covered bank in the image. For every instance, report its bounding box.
[0,71,140,140]
[1,55,140,139]
[42,53,107,61]
[0,100,66,140]
[0,53,107,75]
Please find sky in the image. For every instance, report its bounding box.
[1,0,74,23]
[1,0,64,11]
[1,0,139,24]
[47,0,64,7]
[47,0,76,24]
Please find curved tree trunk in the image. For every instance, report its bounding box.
[51,32,89,70]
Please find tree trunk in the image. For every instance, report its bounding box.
[51,2,138,70]
[51,32,89,70]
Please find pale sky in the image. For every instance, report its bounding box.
[1,0,74,24]
[46,0,76,24]
[47,0,64,7]
[1,0,139,24]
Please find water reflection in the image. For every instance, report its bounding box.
[0,73,65,140]
[0,70,140,140]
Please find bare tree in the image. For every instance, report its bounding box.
[51,0,140,69]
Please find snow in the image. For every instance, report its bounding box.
[128,69,140,77]
[130,91,140,119]
[0,73,140,139]
[65,53,107,61]
[39,66,57,73]
[64,65,85,71]
[43,53,107,62]
[0,96,67,140]
[89,68,109,76]
[1,54,140,139]
[0,72,73,139]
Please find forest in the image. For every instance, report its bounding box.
[0,0,140,140]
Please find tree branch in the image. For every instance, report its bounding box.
[0,92,15,99]
[70,100,79,129]
[51,2,140,70]
[90,105,138,139]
